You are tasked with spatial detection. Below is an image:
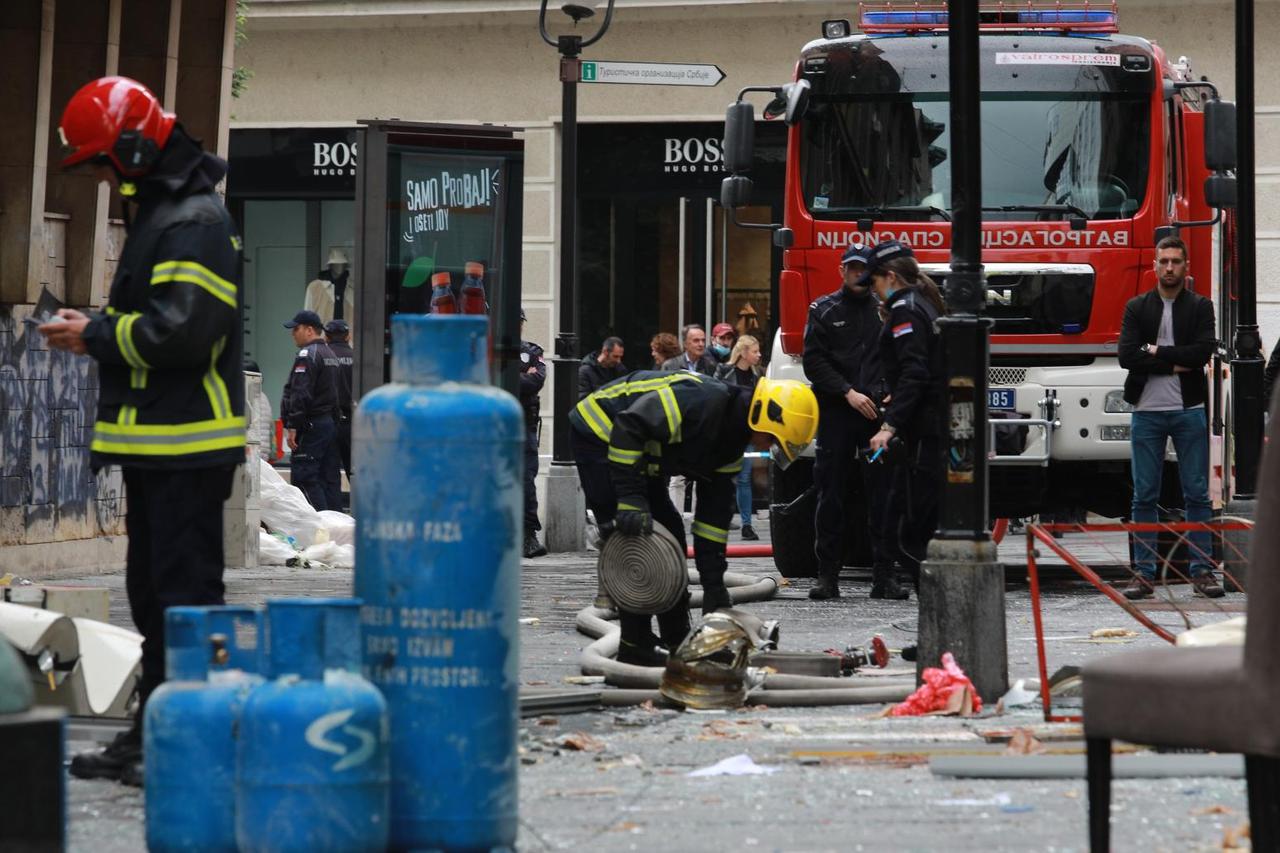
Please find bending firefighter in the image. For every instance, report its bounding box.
[570,372,818,665]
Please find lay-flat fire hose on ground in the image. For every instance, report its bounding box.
[575,569,915,707]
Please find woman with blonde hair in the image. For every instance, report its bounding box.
[715,334,763,539]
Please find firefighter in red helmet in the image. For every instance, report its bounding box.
[39,77,244,787]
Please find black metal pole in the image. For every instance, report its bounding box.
[917,0,1006,704]
[1231,0,1264,498]
[551,35,582,467]
[937,0,989,538]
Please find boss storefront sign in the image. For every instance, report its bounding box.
[228,127,358,197]
[580,121,785,194]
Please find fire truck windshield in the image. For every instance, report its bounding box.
[799,93,1150,222]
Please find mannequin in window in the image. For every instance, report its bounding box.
[305,247,356,337]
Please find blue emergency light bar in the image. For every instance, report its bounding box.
[857,1,1119,34]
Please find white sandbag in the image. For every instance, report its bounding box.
[259,530,298,566]
[319,510,355,546]
[301,540,355,569]
[258,458,323,549]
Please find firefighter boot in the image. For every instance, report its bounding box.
[657,598,693,649]
[869,565,910,600]
[617,612,669,667]
[70,724,142,782]
[523,531,548,559]
[808,567,841,600]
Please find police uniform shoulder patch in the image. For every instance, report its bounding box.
[298,348,310,357]
[892,321,914,338]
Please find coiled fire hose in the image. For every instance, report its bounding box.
[575,567,915,706]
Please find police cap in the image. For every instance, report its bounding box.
[283,310,325,331]
[857,240,915,285]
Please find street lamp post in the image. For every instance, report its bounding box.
[1231,0,1263,500]
[538,2,615,552]
[916,0,1008,701]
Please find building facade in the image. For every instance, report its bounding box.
[0,0,238,572]
[235,0,1280,528]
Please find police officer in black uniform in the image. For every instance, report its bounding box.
[324,318,355,500]
[570,372,818,664]
[866,241,946,589]
[520,309,549,558]
[803,244,909,600]
[282,309,341,512]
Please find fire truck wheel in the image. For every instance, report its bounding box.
[769,458,819,578]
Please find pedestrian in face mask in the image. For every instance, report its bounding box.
[710,323,737,363]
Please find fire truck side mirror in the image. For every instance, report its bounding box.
[724,101,756,173]
[773,228,795,249]
[1204,100,1237,172]
[1204,174,1237,209]
[783,79,811,126]
[721,175,753,209]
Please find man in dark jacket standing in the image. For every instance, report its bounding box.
[578,336,627,399]
[325,318,355,496]
[802,244,906,600]
[521,309,549,557]
[41,77,245,785]
[282,310,341,512]
[1117,235,1222,599]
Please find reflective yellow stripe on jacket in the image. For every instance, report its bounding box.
[691,520,729,545]
[151,260,237,309]
[203,337,232,419]
[114,313,150,369]
[574,371,703,443]
[92,416,247,457]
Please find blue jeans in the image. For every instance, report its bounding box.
[1130,408,1213,578]
[736,448,754,528]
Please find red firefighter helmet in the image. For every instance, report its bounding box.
[58,76,175,177]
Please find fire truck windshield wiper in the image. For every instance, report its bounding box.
[834,205,952,221]
[983,203,1090,221]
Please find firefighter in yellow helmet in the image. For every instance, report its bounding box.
[569,372,817,665]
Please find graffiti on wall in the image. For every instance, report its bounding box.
[0,288,125,545]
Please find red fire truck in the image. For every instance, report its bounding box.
[720,2,1238,577]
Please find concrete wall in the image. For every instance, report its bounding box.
[0,0,236,571]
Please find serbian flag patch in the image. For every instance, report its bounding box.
[892,322,913,338]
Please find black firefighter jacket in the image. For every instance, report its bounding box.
[569,371,750,565]
[81,127,244,471]
[1117,287,1215,408]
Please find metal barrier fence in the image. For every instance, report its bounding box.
[1025,519,1253,722]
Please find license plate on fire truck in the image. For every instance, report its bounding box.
[988,389,1015,410]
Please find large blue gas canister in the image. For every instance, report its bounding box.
[354,315,523,850]
[236,598,389,853]
[144,606,263,853]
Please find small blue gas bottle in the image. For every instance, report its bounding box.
[354,315,523,851]
[236,599,389,853]
[144,605,263,853]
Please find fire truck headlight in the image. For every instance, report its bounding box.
[822,19,850,39]
[1103,390,1134,414]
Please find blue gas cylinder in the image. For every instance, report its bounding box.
[236,598,389,853]
[144,605,264,853]
[354,315,523,850]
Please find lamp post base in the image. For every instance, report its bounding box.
[545,461,585,553]
[917,538,1008,703]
